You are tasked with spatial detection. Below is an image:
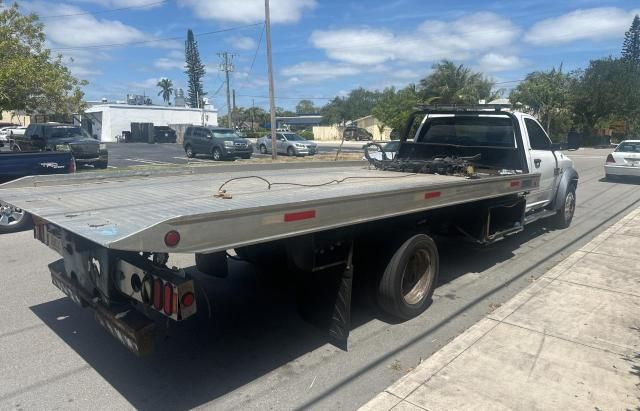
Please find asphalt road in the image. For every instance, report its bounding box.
[106,141,365,168]
[1,149,639,410]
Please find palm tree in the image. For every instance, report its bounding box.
[157,78,174,105]
[419,60,501,105]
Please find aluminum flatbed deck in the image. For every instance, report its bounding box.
[0,163,539,253]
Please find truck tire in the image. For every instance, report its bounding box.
[259,144,267,154]
[378,234,439,320]
[185,144,195,158]
[551,184,576,229]
[287,147,296,157]
[0,203,31,234]
[95,160,108,169]
[195,252,228,278]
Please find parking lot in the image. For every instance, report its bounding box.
[106,141,366,168]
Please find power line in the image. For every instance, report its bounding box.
[38,1,166,19]
[237,94,334,100]
[50,22,263,51]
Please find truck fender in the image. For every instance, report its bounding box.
[550,168,579,211]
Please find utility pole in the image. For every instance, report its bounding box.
[265,0,277,160]
[251,98,255,131]
[218,51,234,128]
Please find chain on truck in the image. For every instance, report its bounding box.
[0,106,579,355]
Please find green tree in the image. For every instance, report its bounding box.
[320,88,382,125]
[0,2,87,116]
[419,60,500,105]
[372,84,420,135]
[622,15,640,64]
[184,29,206,108]
[509,66,572,138]
[295,99,317,114]
[156,78,174,105]
[571,57,640,137]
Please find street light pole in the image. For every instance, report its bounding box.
[265,0,277,160]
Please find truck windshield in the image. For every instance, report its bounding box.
[418,116,516,148]
[45,126,88,140]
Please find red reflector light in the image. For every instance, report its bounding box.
[69,159,76,173]
[152,279,163,310]
[424,191,441,199]
[181,292,195,307]
[284,210,316,222]
[606,154,615,163]
[163,283,174,315]
[164,230,180,247]
[510,180,521,188]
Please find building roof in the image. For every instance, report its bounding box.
[85,104,217,113]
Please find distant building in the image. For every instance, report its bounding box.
[80,104,218,142]
[174,89,186,107]
[274,115,323,130]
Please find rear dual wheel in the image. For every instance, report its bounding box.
[377,234,439,320]
[0,202,31,234]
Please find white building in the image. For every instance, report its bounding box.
[82,104,218,142]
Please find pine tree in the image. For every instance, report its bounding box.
[184,29,206,108]
[622,15,640,64]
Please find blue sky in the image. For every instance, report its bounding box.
[17,0,640,111]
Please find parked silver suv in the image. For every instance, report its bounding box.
[257,132,317,156]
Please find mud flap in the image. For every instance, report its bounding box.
[49,259,155,356]
[328,252,353,350]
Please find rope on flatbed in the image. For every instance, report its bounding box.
[215,173,418,198]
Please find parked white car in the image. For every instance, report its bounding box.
[256,132,317,156]
[0,126,26,146]
[605,140,640,179]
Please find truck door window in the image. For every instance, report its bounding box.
[525,119,551,150]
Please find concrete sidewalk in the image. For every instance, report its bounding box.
[361,207,640,410]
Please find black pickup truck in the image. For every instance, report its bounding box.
[12,123,108,168]
[0,151,75,233]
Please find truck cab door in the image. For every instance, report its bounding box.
[524,117,558,210]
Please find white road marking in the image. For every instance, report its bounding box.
[125,158,173,165]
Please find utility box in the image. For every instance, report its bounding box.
[131,122,154,143]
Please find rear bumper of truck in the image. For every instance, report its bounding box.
[49,259,156,355]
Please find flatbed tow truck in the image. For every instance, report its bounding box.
[0,106,578,355]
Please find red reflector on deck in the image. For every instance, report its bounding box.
[424,191,441,199]
[284,210,316,222]
[510,180,521,188]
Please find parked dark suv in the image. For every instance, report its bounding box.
[153,126,177,143]
[183,126,253,160]
[13,123,108,168]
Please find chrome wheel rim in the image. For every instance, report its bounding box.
[0,203,25,227]
[213,149,221,160]
[565,192,575,222]
[401,248,435,305]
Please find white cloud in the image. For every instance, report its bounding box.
[154,58,185,70]
[525,7,640,45]
[226,36,257,51]
[310,12,520,65]
[129,77,162,90]
[478,53,525,72]
[65,0,163,8]
[281,61,361,83]
[179,0,316,24]
[391,69,419,79]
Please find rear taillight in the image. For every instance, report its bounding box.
[69,158,76,173]
[153,278,163,310]
[181,292,195,307]
[606,154,616,163]
[163,283,174,315]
